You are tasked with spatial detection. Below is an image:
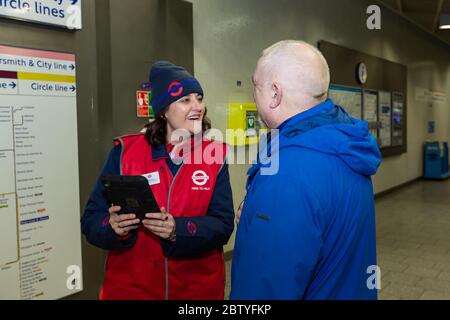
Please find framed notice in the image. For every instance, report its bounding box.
[392,92,405,147]
[378,91,392,148]
[329,85,362,119]
[363,89,379,140]
[0,45,82,300]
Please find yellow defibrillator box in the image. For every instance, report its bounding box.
[227,103,260,146]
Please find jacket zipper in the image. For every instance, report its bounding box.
[165,162,184,300]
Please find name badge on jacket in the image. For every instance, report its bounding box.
[143,172,160,186]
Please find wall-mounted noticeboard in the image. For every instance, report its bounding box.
[320,40,407,158]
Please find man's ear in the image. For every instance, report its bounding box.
[269,83,282,109]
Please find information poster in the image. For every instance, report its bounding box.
[392,92,405,147]
[0,45,82,300]
[329,85,362,119]
[363,89,379,140]
[378,91,392,148]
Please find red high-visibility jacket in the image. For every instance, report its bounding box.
[101,133,228,300]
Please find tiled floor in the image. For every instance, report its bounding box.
[376,179,450,300]
[225,179,450,300]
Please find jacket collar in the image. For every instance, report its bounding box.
[151,144,174,160]
[246,99,338,187]
[277,98,335,135]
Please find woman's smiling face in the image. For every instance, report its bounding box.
[165,93,205,137]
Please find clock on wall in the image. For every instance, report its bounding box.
[356,62,368,84]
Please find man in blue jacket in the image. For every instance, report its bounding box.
[231,40,382,300]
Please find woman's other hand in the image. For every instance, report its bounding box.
[109,205,140,237]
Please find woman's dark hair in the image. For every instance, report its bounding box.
[145,108,212,147]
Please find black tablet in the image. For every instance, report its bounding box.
[101,175,160,222]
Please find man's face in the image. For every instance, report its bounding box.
[252,60,273,128]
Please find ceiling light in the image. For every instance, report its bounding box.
[439,14,450,30]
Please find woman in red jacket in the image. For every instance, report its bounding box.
[81,61,234,300]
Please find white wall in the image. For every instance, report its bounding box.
[190,0,450,252]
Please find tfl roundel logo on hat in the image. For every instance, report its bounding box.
[168,81,183,97]
[192,170,209,186]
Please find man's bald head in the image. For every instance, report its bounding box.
[257,40,330,107]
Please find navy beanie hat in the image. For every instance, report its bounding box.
[149,61,204,115]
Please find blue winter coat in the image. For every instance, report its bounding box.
[231,99,382,300]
